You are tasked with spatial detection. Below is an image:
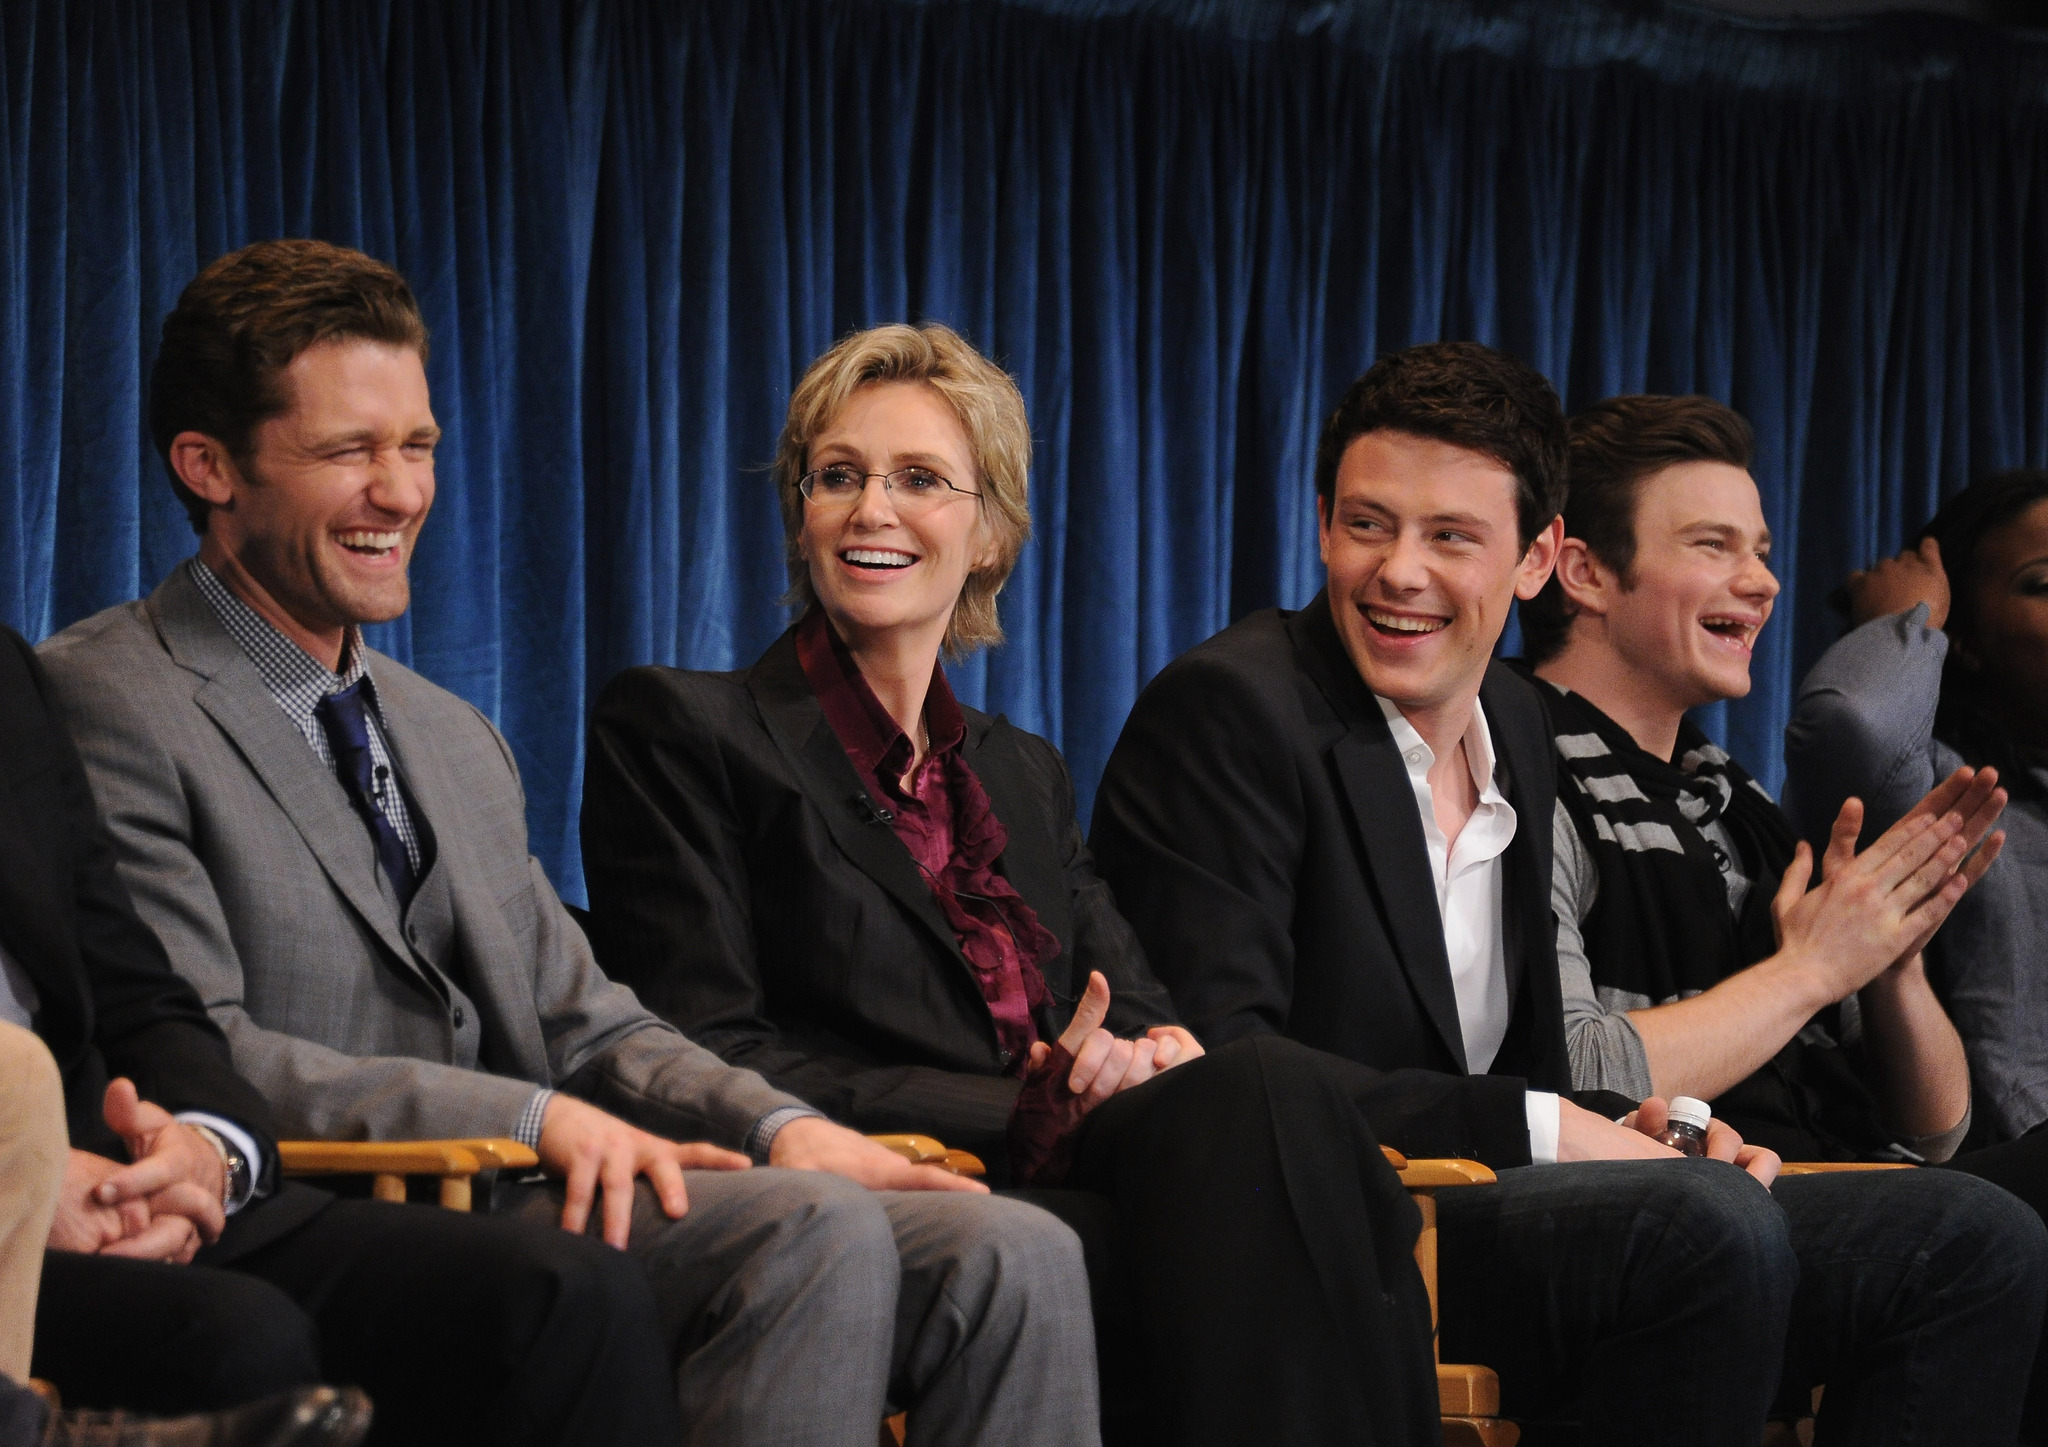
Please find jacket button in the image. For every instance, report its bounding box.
[998,1049,1013,1067]
[453,1005,467,1029]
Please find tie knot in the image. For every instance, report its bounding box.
[316,680,375,759]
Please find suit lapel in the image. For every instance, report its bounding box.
[148,569,417,976]
[964,724,1073,954]
[746,634,970,972]
[0,751,82,1032]
[1289,596,1471,1072]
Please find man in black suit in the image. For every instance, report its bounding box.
[0,623,680,1444]
[1092,341,2048,1445]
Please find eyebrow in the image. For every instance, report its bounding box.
[811,447,959,471]
[1679,520,1772,548]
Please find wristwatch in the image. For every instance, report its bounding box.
[189,1124,251,1209]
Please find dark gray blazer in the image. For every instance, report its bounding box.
[581,629,1180,1169]
[38,564,805,1148]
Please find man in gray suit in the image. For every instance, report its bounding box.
[41,239,1096,1447]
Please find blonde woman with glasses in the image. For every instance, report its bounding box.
[581,323,1446,1447]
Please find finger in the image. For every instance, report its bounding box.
[599,1153,637,1250]
[559,1151,599,1237]
[671,1143,751,1172]
[1067,1028,1117,1095]
[1957,783,2008,854]
[1920,536,1942,565]
[1864,811,1956,885]
[1959,830,2008,892]
[147,1184,226,1245]
[94,1152,188,1206]
[1631,1097,1669,1139]
[1147,1031,1183,1070]
[1896,827,1971,908]
[1058,972,1114,1055]
[100,1213,199,1263]
[1027,1041,1050,1072]
[897,1162,988,1194]
[1904,768,1973,826]
[1738,1145,1782,1188]
[1080,1038,1137,1110]
[1823,797,1867,878]
[116,1197,152,1239]
[1703,1119,1745,1163]
[101,1077,143,1138]
[647,1155,691,1221]
[1773,842,1814,921]
[1117,1038,1161,1093]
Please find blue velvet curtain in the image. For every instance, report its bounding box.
[4,0,2046,901]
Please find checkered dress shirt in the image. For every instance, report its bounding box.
[188,559,421,872]
[189,558,556,1147]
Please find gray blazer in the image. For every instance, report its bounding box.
[38,564,805,1146]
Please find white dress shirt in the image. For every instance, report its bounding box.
[1377,696,1561,1164]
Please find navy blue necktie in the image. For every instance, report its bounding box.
[315,681,419,911]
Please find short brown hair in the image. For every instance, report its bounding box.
[773,323,1031,658]
[1520,394,1754,664]
[150,239,430,534]
[1313,341,1569,548]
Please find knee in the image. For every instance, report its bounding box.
[1631,1159,1798,1309]
[1915,1170,2048,1298]
[752,1169,898,1285]
[0,1023,65,1162]
[492,1227,667,1356]
[924,1196,1091,1326]
[177,1273,321,1407]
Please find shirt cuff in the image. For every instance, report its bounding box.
[174,1112,264,1214]
[745,1104,826,1164]
[513,1088,555,1151]
[1525,1091,1561,1166]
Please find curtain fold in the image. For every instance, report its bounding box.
[3,0,2044,899]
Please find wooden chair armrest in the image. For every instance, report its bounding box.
[1777,1161,1915,1174]
[277,1138,538,1211]
[278,1141,484,1176]
[1382,1146,1497,1187]
[867,1134,987,1179]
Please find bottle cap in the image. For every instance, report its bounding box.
[1668,1097,1712,1132]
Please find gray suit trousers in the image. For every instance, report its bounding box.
[500,1168,1098,1447]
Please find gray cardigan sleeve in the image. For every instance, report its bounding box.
[1552,802,1657,1099]
[1782,605,1964,847]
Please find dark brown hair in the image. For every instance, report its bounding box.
[1312,340,1569,548]
[149,239,429,533]
[1520,394,1754,664]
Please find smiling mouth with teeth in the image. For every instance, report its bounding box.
[842,548,916,570]
[1364,607,1449,636]
[336,530,403,558]
[1699,615,1759,650]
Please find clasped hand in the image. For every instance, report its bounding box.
[1025,970,1205,1114]
[48,1078,229,1264]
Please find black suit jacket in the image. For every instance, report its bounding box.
[1091,592,1606,1169]
[0,626,323,1257]
[581,630,1181,1172]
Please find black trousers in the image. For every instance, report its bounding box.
[1944,1128,2048,1446]
[1060,1035,1442,1447]
[33,1197,682,1447]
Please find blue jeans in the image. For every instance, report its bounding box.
[1437,1159,2047,1446]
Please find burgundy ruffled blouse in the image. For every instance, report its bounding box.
[795,609,1062,1075]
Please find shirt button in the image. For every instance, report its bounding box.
[453,1005,467,1029]
[1406,749,1426,766]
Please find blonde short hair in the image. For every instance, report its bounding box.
[774,323,1032,658]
